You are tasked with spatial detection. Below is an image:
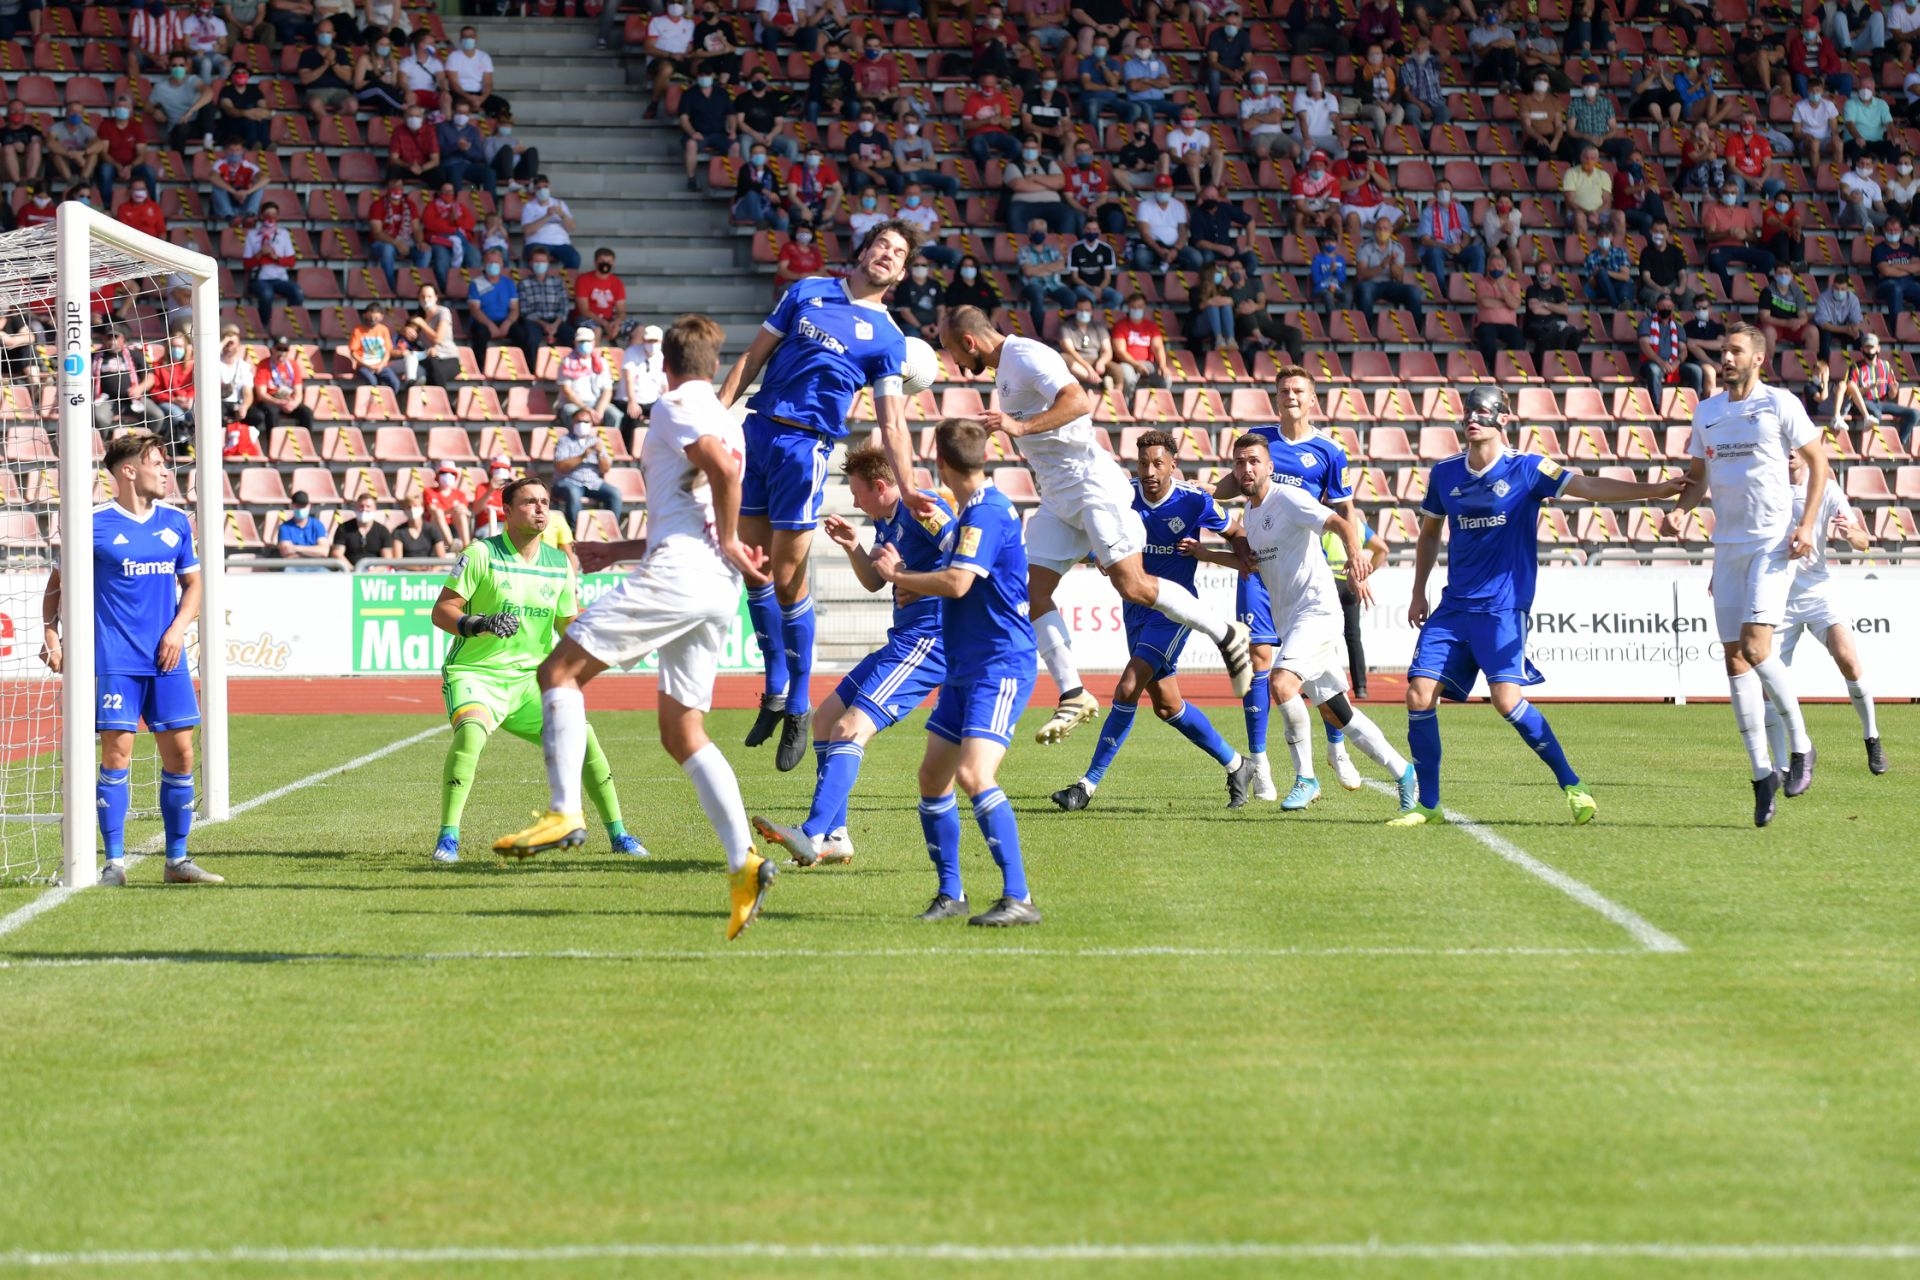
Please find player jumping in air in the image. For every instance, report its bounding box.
[1393,387,1690,828]
[720,221,920,774]
[40,431,222,885]
[1764,450,1887,781]
[872,418,1041,927]
[496,314,776,940]
[932,307,1252,747]
[1666,322,1832,827]
[752,445,956,866]
[1050,429,1257,812]
[429,476,643,864]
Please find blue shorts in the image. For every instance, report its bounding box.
[1407,604,1544,701]
[835,627,945,730]
[926,670,1035,747]
[1122,603,1190,681]
[1235,572,1278,646]
[96,670,201,734]
[741,411,833,531]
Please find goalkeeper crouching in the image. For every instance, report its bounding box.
[429,476,644,863]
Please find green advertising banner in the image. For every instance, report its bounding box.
[351,572,766,675]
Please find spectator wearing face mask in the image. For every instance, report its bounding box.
[45,107,105,189]
[435,110,493,196]
[332,494,395,567]
[617,323,666,423]
[551,406,624,530]
[1758,267,1819,369]
[1021,70,1073,157]
[1786,13,1850,99]
[893,183,959,268]
[250,335,313,436]
[553,327,621,431]
[389,105,440,185]
[1016,221,1076,333]
[1838,157,1889,232]
[1634,295,1696,404]
[786,147,843,224]
[1121,40,1178,121]
[114,180,166,240]
[1203,8,1251,113]
[208,141,266,223]
[731,75,798,163]
[773,225,824,297]
[242,201,304,331]
[95,94,156,206]
[518,176,579,269]
[1758,192,1805,269]
[1288,150,1340,238]
[482,111,539,196]
[1108,292,1167,394]
[1479,192,1523,275]
[1352,44,1402,137]
[853,33,904,119]
[889,113,957,198]
[891,258,943,343]
[1672,54,1734,127]
[1005,136,1077,236]
[1680,302,1723,399]
[1872,219,1920,325]
[388,499,447,560]
[215,325,254,427]
[1414,182,1483,292]
[641,0,696,110]
[939,254,1004,328]
[1291,71,1342,159]
[803,41,858,125]
[348,303,404,393]
[573,249,629,343]
[145,325,197,453]
[1702,184,1774,294]
[1354,217,1424,330]
[1844,335,1920,447]
[402,285,459,388]
[849,188,888,243]
[1162,110,1224,192]
[1581,226,1633,310]
[1059,301,1113,390]
[516,246,571,359]
[1466,8,1518,91]
[1792,81,1844,170]
[960,73,1020,164]
[1471,259,1524,368]
[1723,114,1784,199]
[367,176,428,290]
[468,460,513,541]
[1635,219,1696,311]
[464,248,520,366]
[1307,232,1350,316]
[354,35,410,116]
[445,27,509,119]
[0,102,43,190]
[733,144,790,230]
[1238,70,1292,161]
[1515,76,1564,167]
[1333,142,1399,237]
[844,109,898,196]
[277,491,331,566]
[1812,275,1864,360]
[421,182,479,292]
[1064,224,1122,309]
[1132,176,1200,273]
[1113,121,1161,193]
[1884,152,1920,223]
[1611,147,1666,236]
[1522,258,1583,358]
[677,69,736,191]
[1076,37,1134,130]
[426,460,475,550]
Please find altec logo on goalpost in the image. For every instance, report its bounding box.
[60,298,85,402]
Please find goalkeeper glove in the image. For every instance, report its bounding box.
[457,611,521,638]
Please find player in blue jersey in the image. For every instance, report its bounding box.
[39,432,222,885]
[1390,387,1689,827]
[1051,430,1257,811]
[872,418,1041,928]
[720,221,923,775]
[753,444,956,867]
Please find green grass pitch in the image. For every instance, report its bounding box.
[2,703,1918,1278]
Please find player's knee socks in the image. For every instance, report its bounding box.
[439,720,487,831]
[1032,610,1083,699]
[746,583,789,702]
[1751,655,1811,754]
[1763,703,1790,772]
[682,742,753,874]
[1148,579,1228,644]
[1847,677,1878,739]
[919,793,964,899]
[159,770,194,862]
[1279,694,1313,779]
[540,686,588,813]
[579,724,623,828]
[1407,708,1441,808]
[1323,717,1345,746]
[782,594,816,714]
[96,766,130,861]
[970,786,1028,902]
[1728,670,1774,781]
[1342,709,1409,776]
[805,742,864,839]
[1084,700,1138,786]
[1242,670,1269,753]
[1167,703,1237,768]
[1502,699,1579,789]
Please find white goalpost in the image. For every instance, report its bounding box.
[0,203,228,888]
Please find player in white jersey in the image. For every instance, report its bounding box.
[1765,450,1887,778]
[927,306,1252,744]
[1668,321,1832,827]
[495,315,777,941]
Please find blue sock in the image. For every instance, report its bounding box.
[782,595,815,715]
[1242,671,1269,754]
[805,742,865,839]
[1167,703,1236,767]
[160,770,195,863]
[1084,700,1138,785]
[1408,708,1442,809]
[746,584,788,703]
[1505,699,1580,788]
[1323,718,1344,745]
[919,794,963,899]
[970,786,1028,902]
[96,766,130,861]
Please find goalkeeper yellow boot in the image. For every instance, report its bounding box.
[726,850,776,941]
[492,810,587,859]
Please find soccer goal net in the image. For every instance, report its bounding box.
[0,203,228,888]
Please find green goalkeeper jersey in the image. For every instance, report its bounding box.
[443,534,578,677]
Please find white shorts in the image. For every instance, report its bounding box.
[1709,539,1795,642]
[567,540,739,711]
[1778,582,1845,664]
[1345,202,1402,227]
[1275,613,1348,706]
[1026,494,1147,576]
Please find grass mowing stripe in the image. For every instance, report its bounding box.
[0,725,449,942]
[1360,779,1687,954]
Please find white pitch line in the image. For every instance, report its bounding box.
[1363,780,1687,954]
[0,725,448,942]
[2,1241,1917,1268]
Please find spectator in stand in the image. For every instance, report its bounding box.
[1892,0,1920,65]
[243,201,304,331]
[553,326,620,429]
[786,145,843,225]
[1565,73,1632,167]
[354,34,411,116]
[1758,265,1819,368]
[1065,137,1124,236]
[1163,109,1224,191]
[1017,221,1076,332]
[1560,145,1621,239]
[1189,184,1253,271]
[1026,0,1071,55]
[1006,136,1077,236]
[130,0,186,80]
[1122,37,1179,122]
[1353,44,1403,137]
[1681,300,1723,398]
[1522,257,1583,357]
[425,459,475,550]
[804,41,858,125]
[266,0,317,48]
[1239,69,1291,161]
[1132,175,1200,272]
[1467,8,1519,92]
[144,326,196,453]
[1563,0,1615,56]
[516,246,571,360]
[436,110,493,195]
[1334,139,1400,235]
[687,1,745,86]
[1354,217,1424,329]
[251,334,314,436]
[45,108,104,191]
[893,258,944,342]
[388,499,447,560]
[1114,121,1161,192]
[1786,12,1850,98]
[1720,114,1781,200]
[773,224,825,295]
[1729,18,1782,94]
[468,459,513,540]
[1416,180,1483,290]
[115,180,166,240]
[949,2,1014,80]
[297,21,357,130]
[1873,218,1920,324]
[676,70,735,195]
[0,103,43,190]
[552,405,624,530]
[1065,224,1122,308]
[574,248,629,342]
[1673,54,1734,126]
[1472,257,1524,367]
[1291,149,1341,236]
[1349,0,1403,55]
[733,143,790,229]
[16,183,55,231]
[962,74,1021,165]
[1516,75,1565,166]
[1637,295,1698,403]
[729,74,797,164]
[216,324,254,427]
[1288,0,1350,60]
[1844,334,1920,446]
[276,492,331,565]
[209,142,267,228]
[1060,300,1113,389]
[940,254,1004,328]
[367,175,429,290]
[1637,219,1697,310]
[465,248,519,366]
[421,182,479,292]
[224,0,270,46]
[1839,158,1888,233]
[1398,34,1449,139]
[331,492,395,567]
[1793,81,1845,170]
[1108,291,1167,392]
[1224,259,1303,363]
[617,323,665,422]
[1612,146,1666,235]
[389,104,440,186]
[1703,183,1774,294]
[1077,35,1135,128]
[854,33,903,120]
[891,113,958,198]
[1582,227,1633,309]
[1291,70,1342,158]
[1185,264,1238,353]
[1516,18,1566,95]
[403,284,460,388]
[1626,58,1680,125]
[895,182,959,267]
[1888,153,1920,223]
[96,96,156,207]
[518,176,578,270]
[397,30,446,112]
[445,27,507,120]
[845,109,899,196]
[1023,70,1074,157]
[1479,192,1524,274]
[751,0,824,54]
[641,1,696,116]
[1309,232,1350,314]
[89,328,151,433]
[1813,274,1864,358]
[1202,9,1251,113]
[482,112,538,195]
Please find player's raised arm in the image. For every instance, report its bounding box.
[1407,514,1443,627]
[718,324,781,408]
[875,390,927,521]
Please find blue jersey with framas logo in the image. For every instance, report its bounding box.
[1247,425,1353,506]
[93,501,199,675]
[941,486,1035,683]
[1135,480,1229,593]
[751,276,906,439]
[1420,449,1572,613]
[873,488,956,637]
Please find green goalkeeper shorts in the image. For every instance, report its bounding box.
[443,669,544,743]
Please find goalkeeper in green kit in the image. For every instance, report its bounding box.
[428,476,645,863]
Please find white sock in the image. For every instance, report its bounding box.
[1848,677,1878,739]
[1223,751,1243,773]
[1252,750,1269,773]
[682,742,753,874]
[1729,670,1773,781]
[541,686,587,813]
[1751,655,1812,753]
[1342,709,1409,776]
[1763,703,1790,774]
[1279,695,1313,779]
[1032,610,1083,695]
[1149,579,1229,644]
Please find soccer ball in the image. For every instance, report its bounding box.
[900,336,940,397]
